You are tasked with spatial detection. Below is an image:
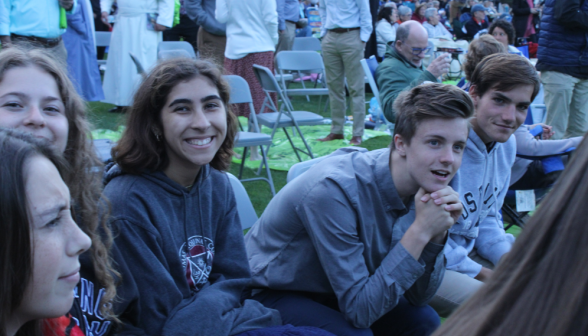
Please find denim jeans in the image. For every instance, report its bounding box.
[251,290,440,336]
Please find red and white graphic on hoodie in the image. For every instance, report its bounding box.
[179,235,215,290]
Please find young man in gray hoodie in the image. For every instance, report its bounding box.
[429,53,541,317]
[245,83,473,336]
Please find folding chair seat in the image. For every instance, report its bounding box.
[360,56,394,131]
[157,41,197,59]
[226,173,259,231]
[225,75,276,195]
[252,64,324,162]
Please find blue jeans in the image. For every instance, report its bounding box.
[251,290,440,336]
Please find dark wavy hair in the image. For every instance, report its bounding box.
[113,58,237,174]
[391,83,474,149]
[463,35,507,81]
[378,6,395,24]
[0,128,68,336]
[489,19,516,45]
[0,46,117,321]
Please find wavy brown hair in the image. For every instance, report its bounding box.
[391,82,474,149]
[0,47,118,320]
[433,135,588,336]
[113,58,237,174]
[462,35,507,81]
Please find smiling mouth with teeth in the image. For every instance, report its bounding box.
[432,170,449,177]
[187,137,213,146]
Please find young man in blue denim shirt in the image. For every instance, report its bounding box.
[245,83,474,336]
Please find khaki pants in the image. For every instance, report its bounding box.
[321,30,366,137]
[197,27,227,69]
[543,71,588,139]
[429,250,494,318]
[276,21,297,55]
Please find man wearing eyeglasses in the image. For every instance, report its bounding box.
[376,21,452,123]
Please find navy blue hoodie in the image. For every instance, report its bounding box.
[102,164,280,336]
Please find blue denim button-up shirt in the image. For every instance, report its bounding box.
[1,0,77,38]
[245,147,446,329]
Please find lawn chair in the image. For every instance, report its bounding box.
[158,49,193,60]
[225,75,276,196]
[360,56,394,131]
[157,41,197,59]
[95,31,111,69]
[252,64,324,162]
[275,50,330,107]
[226,173,258,231]
[292,37,322,52]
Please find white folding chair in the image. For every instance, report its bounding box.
[275,51,330,107]
[225,75,276,196]
[95,31,111,70]
[253,64,324,162]
[158,49,193,60]
[226,173,258,231]
[360,56,394,131]
[292,37,322,52]
[157,41,197,59]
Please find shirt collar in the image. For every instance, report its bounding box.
[373,149,409,216]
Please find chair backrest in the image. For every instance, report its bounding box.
[95,31,111,47]
[253,64,283,94]
[276,51,326,73]
[292,37,322,52]
[224,75,262,132]
[360,57,380,104]
[157,41,196,58]
[226,173,258,230]
[129,53,145,75]
[158,49,192,60]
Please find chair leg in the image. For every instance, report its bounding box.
[260,145,276,196]
[502,204,526,230]
[283,127,303,162]
[238,146,249,179]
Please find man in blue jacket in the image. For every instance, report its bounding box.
[245,83,473,336]
[185,0,227,66]
[429,53,541,317]
[537,0,588,140]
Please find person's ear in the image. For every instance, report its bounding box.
[394,134,408,157]
[469,85,479,107]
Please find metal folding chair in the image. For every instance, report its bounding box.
[360,56,394,131]
[226,173,259,231]
[252,64,324,162]
[95,31,111,68]
[158,49,193,60]
[157,41,197,59]
[292,37,322,52]
[275,51,330,106]
[225,75,276,196]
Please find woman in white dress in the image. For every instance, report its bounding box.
[100,0,175,112]
[376,6,398,60]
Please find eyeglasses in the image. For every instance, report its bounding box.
[411,47,431,55]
